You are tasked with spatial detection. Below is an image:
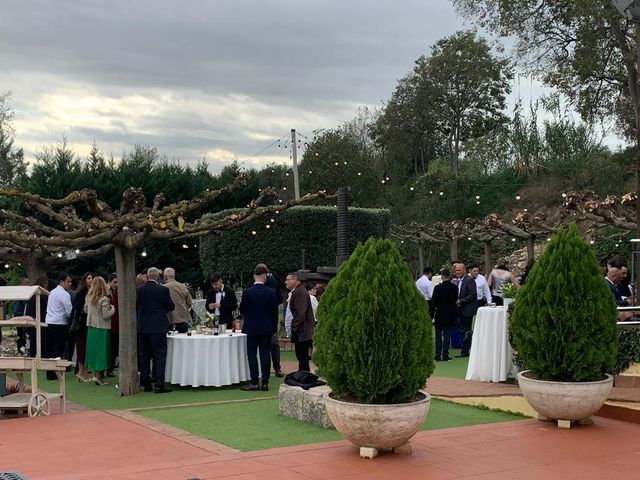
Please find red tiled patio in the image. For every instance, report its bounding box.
[1,406,640,479]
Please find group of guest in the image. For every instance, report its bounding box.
[239,265,323,392]
[9,271,119,385]
[417,259,519,362]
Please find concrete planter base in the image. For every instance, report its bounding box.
[324,390,431,458]
[517,370,613,428]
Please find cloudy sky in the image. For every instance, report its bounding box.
[1,0,577,173]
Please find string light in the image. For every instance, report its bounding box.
[515,194,521,200]
[561,192,567,198]
[589,239,595,244]
[265,224,271,229]
[476,200,480,205]
[4,264,8,269]
[523,208,528,212]
[475,195,480,200]
[344,161,348,165]
[75,249,80,254]
[251,230,257,235]
[334,162,339,166]
[182,244,189,249]
[410,187,414,191]
[511,238,516,242]
[429,190,433,194]
[439,191,444,196]
[357,172,362,176]
[141,250,147,257]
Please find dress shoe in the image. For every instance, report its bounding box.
[240,383,260,391]
[442,357,452,362]
[260,383,269,392]
[154,386,172,394]
[434,357,441,362]
[274,369,284,378]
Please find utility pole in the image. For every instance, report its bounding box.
[291,128,300,200]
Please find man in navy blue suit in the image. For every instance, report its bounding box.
[137,267,175,393]
[240,264,279,391]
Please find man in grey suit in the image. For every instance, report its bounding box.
[454,262,478,357]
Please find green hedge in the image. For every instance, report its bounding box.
[615,325,640,375]
[199,206,391,282]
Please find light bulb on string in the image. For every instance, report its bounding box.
[410,187,414,191]
[344,161,348,165]
[561,192,567,198]
[141,250,147,257]
[439,191,444,196]
[515,194,521,200]
[4,264,8,269]
[429,190,433,194]
[357,172,362,176]
[511,238,516,242]
[75,249,80,254]
[476,200,480,205]
[334,162,339,166]
[266,224,271,229]
[251,230,257,235]
[182,244,189,249]
[475,195,480,200]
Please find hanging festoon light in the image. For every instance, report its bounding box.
[439,191,444,196]
[182,244,189,249]
[141,249,148,257]
[4,264,8,269]
[561,192,567,198]
[410,187,414,191]
[515,194,521,201]
[251,230,257,236]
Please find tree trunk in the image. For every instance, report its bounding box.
[526,236,536,262]
[483,241,492,274]
[114,244,139,396]
[22,253,47,283]
[450,238,458,262]
[453,121,460,175]
[417,242,424,274]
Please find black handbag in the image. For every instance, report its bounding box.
[284,371,326,390]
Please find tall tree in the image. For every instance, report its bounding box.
[374,30,512,175]
[452,0,640,236]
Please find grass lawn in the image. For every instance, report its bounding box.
[140,397,523,451]
[28,348,468,410]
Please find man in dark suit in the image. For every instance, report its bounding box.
[429,269,458,361]
[454,262,478,357]
[206,272,238,329]
[240,264,279,391]
[285,272,315,372]
[605,267,629,306]
[137,267,175,393]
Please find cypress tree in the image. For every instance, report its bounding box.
[510,224,617,382]
[314,237,434,404]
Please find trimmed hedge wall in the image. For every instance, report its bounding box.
[199,206,391,282]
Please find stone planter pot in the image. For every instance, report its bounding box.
[517,370,613,428]
[324,390,431,458]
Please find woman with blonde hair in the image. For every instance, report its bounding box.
[84,276,115,386]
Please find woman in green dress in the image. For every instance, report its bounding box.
[84,276,115,386]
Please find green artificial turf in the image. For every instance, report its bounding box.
[140,397,522,451]
[431,348,469,379]
[27,370,284,410]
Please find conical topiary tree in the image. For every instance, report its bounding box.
[314,237,434,404]
[510,224,617,382]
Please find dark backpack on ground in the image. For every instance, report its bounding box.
[284,371,326,390]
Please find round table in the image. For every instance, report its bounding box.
[165,332,250,387]
[465,306,514,382]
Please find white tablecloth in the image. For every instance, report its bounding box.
[465,306,513,382]
[165,332,250,387]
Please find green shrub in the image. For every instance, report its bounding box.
[313,237,434,404]
[510,224,617,382]
[615,326,640,375]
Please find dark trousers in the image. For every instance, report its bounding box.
[173,322,189,333]
[294,339,313,372]
[246,334,271,386]
[270,334,281,371]
[109,331,119,372]
[434,325,452,360]
[459,315,473,355]
[16,327,27,351]
[138,333,168,388]
[45,324,69,380]
[493,296,504,306]
[25,327,37,357]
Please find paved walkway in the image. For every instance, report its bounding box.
[1,409,639,479]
